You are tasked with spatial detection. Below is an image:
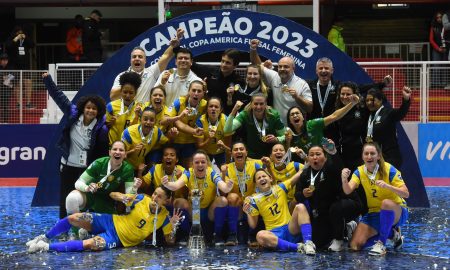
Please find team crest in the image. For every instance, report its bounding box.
[354,111,361,119]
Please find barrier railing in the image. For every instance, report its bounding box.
[1,61,449,124]
[347,42,431,62]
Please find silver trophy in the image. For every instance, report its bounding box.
[188,189,205,250]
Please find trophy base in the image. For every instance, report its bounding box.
[188,235,206,250]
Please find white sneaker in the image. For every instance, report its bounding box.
[26,234,48,247]
[369,240,386,256]
[78,228,90,240]
[444,84,450,90]
[303,240,316,255]
[28,240,50,253]
[392,227,404,251]
[345,220,357,241]
[328,239,344,252]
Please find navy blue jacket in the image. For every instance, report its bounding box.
[43,75,108,165]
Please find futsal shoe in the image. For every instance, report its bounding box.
[299,240,316,255]
[26,234,49,247]
[28,240,49,253]
[224,233,238,246]
[392,227,404,251]
[214,233,224,246]
[328,239,344,251]
[345,220,357,241]
[369,240,386,256]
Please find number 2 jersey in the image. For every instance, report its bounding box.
[113,194,172,247]
[351,162,407,213]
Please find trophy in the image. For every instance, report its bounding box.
[188,189,205,250]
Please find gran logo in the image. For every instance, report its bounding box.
[0,146,46,165]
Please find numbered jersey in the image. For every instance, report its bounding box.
[106,99,140,145]
[122,124,168,169]
[195,113,227,155]
[226,159,262,198]
[166,96,207,144]
[351,162,407,213]
[113,194,172,247]
[269,161,303,201]
[180,167,222,208]
[247,179,293,230]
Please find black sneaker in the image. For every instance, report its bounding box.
[225,233,238,246]
[392,227,404,251]
[214,233,224,246]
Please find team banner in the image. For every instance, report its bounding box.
[33,9,428,207]
[0,125,57,178]
[418,123,450,177]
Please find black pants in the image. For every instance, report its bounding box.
[59,164,86,218]
[0,86,12,122]
[312,198,361,248]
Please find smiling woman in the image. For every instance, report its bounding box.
[42,73,109,219]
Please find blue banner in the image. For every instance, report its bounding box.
[0,125,57,178]
[33,9,428,207]
[419,123,450,177]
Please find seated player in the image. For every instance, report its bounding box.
[27,186,182,253]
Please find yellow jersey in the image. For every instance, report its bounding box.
[269,161,303,201]
[226,159,262,198]
[122,124,168,169]
[195,113,228,155]
[106,99,140,145]
[180,167,223,208]
[113,194,172,247]
[143,164,187,198]
[351,162,407,213]
[166,96,207,144]
[247,179,293,231]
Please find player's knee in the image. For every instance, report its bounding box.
[226,193,240,206]
[215,196,228,207]
[65,191,84,215]
[90,236,106,251]
[294,203,307,214]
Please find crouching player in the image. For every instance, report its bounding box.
[243,168,316,255]
[27,186,182,253]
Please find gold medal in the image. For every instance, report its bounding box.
[309,185,315,191]
[365,136,373,143]
[97,182,103,188]
[108,175,115,182]
[234,84,240,91]
[281,84,289,92]
[169,68,174,74]
[210,125,217,132]
[289,147,297,152]
[261,135,268,142]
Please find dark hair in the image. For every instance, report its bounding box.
[189,80,207,93]
[231,140,247,150]
[253,168,270,183]
[162,144,178,159]
[366,89,386,103]
[141,106,156,117]
[150,85,167,97]
[222,49,240,66]
[175,47,193,60]
[192,149,211,166]
[91,9,103,18]
[119,72,142,91]
[110,140,126,149]
[335,81,360,109]
[286,106,307,135]
[207,96,223,110]
[431,11,444,28]
[157,185,173,199]
[76,95,106,121]
[0,53,8,60]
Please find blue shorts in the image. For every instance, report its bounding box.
[360,207,409,232]
[208,153,226,167]
[270,224,302,243]
[91,213,123,250]
[173,143,196,159]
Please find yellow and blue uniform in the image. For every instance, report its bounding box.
[106,100,140,145]
[143,164,187,198]
[195,114,227,155]
[270,162,303,201]
[166,96,207,144]
[179,167,222,209]
[351,162,408,231]
[91,194,172,249]
[248,179,301,242]
[226,159,262,198]
[122,124,168,169]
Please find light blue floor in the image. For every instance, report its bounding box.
[0,187,448,269]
